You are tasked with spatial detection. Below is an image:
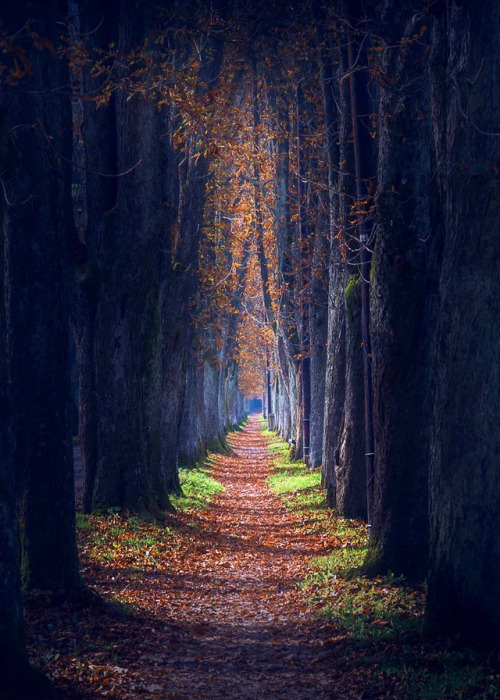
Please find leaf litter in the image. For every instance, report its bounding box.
[24,417,500,699]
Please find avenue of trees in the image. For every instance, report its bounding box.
[1,0,499,692]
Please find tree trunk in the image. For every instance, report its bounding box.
[160,22,224,486]
[269,82,301,448]
[322,267,346,506]
[367,3,436,579]
[2,0,81,592]
[317,24,349,507]
[276,337,293,440]
[178,348,204,467]
[0,173,30,695]
[77,2,223,510]
[309,183,329,468]
[336,276,367,520]
[72,1,119,513]
[347,13,375,527]
[296,85,313,465]
[80,2,171,514]
[308,279,328,469]
[425,0,500,642]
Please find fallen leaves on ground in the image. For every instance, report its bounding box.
[24,417,500,699]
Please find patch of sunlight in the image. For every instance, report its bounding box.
[171,464,224,513]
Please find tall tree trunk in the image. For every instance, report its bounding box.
[268,80,301,448]
[79,1,171,514]
[347,13,375,527]
[296,84,312,464]
[2,0,81,592]
[315,17,348,506]
[77,2,223,510]
[322,265,346,506]
[276,336,293,440]
[366,3,436,579]
[0,171,37,697]
[160,29,224,491]
[333,29,369,519]
[73,0,119,514]
[308,228,328,469]
[0,239,22,684]
[425,0,500,642]
[336,276,367,519]
[178,347,204,467]
[294,362,304,459]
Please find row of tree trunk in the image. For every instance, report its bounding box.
[72,0,244,516]
[0,1,245,693]
[267,0,500,643]
[1,2,499,692]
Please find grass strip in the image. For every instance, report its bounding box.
[171,455,224,513]
[262,423,500,699]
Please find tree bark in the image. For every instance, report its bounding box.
[276,336,293,440]
[73,0,119,514]
[425,0,500,641]
[0,162,33,695]
[308,238,328,469]
[322,267,346,506]
[78,1,171,514]
[2,0,81,592]
[76,1,223,510]
[346,12,375,527]
[336,276,367,519]
[296,84,312,464]
[160,29,224,491]
[316,19,349,506]
[367,3,436,579]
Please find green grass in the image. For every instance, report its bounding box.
[263,426,421,644]
[383,657,500,699]
[305,562,424,644]
[75,444,225,570]
[76,512,175,568]
[75,512,92,530]
[170,456,224,512]
[74,455,225,574]
[261,424,500,699]
[266,432,334,533]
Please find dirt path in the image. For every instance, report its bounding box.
[33,417,349,698]
[30,415,499,700]
[27,415,500,699]
[151,416,341,699]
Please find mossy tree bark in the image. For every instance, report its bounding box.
[336,276,367,520]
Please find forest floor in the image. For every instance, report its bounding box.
[24,416,500,699]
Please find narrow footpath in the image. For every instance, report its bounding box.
[29,417,354,699]
[152,415,341,698]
